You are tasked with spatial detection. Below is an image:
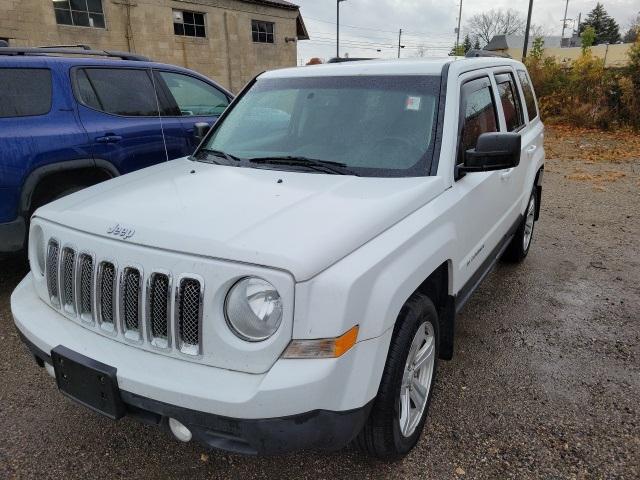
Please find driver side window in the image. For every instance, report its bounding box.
[157,71,229,116]
[458,77,498,161]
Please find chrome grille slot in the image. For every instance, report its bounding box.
[78,254,94,321]
[121,267,142,341]
[97,262,116,332]
[148,273,171,348]
[61,247,76,314]
[176,278,202,355]
[46,240,60,306]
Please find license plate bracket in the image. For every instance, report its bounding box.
[51,345,125,420]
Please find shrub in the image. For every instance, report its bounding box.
[525,38,640,130]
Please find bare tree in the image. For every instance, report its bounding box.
[415,45,427,57]
[466,9,525,45]
[529,24,551,39]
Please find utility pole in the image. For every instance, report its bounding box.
[398,28,402,58]
[561,0,569,38]
[455,0,463,47]
[336,0,347,58]
[522,0,534,60]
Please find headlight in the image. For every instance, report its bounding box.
[224,277,283,341]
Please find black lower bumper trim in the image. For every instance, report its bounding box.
[16,330,373,455]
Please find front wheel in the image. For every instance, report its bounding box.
[503,188,537,263]
[356,293,439,459]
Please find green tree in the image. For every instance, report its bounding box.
[462,34,472,53]
[449,44,466,56]
[530,36,545,61]
[623,13,639,43]
[581,26,596,54]
[579,3,621,44]
[473,37,481,49]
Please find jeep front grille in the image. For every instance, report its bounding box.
[44,240,204,356]
[148,273,170,348]
[46,240,60,305]
[61,247,76,314]
[78,254,94,320]
[121,267,142,340]
[98,262,116,329]
[177,278,202,355]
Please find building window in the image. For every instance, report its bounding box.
[173,10,206,38]
[252,20,275,43]
[53,0,105,28]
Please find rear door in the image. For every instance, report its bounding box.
[515,69,545,208]
[491,69,527,227]
[74,66,181,174]
[153,70,231,152]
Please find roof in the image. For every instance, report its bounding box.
[238,0,308,40]
[259,56,523,79]
[240,0,299,10]
[485,35,563,50]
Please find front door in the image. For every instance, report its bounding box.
[451,74,514,291]
[153,70,231,153]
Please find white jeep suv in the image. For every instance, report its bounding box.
[12,57,544,458]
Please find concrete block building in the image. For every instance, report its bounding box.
[0,0,309,92]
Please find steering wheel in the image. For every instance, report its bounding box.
[373,136,424,161]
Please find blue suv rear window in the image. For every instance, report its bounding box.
[0,68,52,118]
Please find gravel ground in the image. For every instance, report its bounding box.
[1,127,638,479]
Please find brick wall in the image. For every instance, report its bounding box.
[0,0,301,91]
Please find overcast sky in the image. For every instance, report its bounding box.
[294,0,638,64]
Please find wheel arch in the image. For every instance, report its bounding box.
[20,159,119,215]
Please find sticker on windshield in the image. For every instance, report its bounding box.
[405,96,421,111]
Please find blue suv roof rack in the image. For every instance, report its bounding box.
[0,45,150,61]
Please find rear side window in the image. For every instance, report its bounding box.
[495,72,524,131]
[75,68,159,117]
[0,68,52,118]
[517,70,538,121]
[459,77,498,158]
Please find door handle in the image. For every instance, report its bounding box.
[525,145,537,154]
[95,134,123,143]
[500,168,514,181]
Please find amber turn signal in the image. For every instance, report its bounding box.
[282,326,359,359]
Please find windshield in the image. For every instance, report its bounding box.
[200,75,442,177]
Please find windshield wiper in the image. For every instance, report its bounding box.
[247,156,358,176]
[199,148,242,163]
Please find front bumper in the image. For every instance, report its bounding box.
[18,332,372,455]
[12,275,390,454]
[0,216,25,253]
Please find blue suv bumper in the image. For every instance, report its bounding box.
[0,217,25,253]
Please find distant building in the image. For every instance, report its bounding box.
[484,34,631,67]
[0,0,309,92]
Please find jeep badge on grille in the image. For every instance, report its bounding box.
[106,224,135,240]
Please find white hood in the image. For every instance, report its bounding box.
[36,158,446,281]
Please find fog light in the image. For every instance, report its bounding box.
[44,362,56,378]
[169,418,192,442]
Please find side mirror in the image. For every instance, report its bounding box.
[193,122,210,141]
[459,132,521,173]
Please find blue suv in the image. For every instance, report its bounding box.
[0,46,232,253]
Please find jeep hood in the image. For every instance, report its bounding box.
[36,158,446,281]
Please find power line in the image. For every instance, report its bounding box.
[304,16,454,38]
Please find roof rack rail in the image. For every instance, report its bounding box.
[0,46,150,62]
[36,44,92,50]
[465,49,511,59]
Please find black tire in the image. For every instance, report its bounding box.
[502,187,537,263]
[355,293,439,460]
